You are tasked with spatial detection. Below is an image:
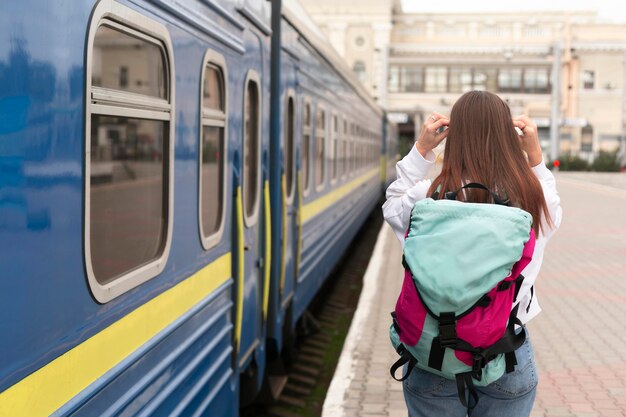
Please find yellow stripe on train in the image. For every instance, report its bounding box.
[0,254,231,417]
[301,168,379,224]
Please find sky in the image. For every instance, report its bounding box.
[401,0,626,23]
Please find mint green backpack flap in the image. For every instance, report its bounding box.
[404,198,533,315]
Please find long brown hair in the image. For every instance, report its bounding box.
[428,91,551,235]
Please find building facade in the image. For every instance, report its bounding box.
[300,0,399,104]
[300,1,626,160]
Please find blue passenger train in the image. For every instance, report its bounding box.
[0,0,398,415]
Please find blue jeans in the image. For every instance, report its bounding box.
[402,329,538,417]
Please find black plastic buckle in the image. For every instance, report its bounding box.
[472,354,485,381]
[438,312,457,347]
[439,324,457,347]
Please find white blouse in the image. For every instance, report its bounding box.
[382,145,563,325]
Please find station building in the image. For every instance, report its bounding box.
[300,0,626,161]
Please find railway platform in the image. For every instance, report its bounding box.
[322,173,626,417]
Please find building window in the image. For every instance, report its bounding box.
[583,70,595,89]
[479,24,509,37]
[523,68,550,93]
[285,95,295,200]
[581,125,593,152]
[353,60,366,84]
[438,24,466,37]
[119,66,128,88]
[86,1,174,302]
[447,67,496,93]
[388,66,400,93]
[199,54,227,250]
[498,68,523,93]
[243,73,261,224]
[523,24,548,37]
[473,68,497,91]
[315,106,326,188]
[402,66,424,92]
[389,65,425,93]
[92,27,166,98]
[389,65,550,94]
[302,100,312,194]
[355,36,365,47]
[425,67,448,93]
[449,68,473,93]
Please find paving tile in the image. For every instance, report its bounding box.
[323,174,626,416]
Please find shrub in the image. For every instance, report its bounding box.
[551,154,589,171]
[591,150,621,172]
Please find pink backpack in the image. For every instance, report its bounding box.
[389,184,537,408]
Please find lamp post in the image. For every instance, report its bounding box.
[550,42,562,165]
[621,49,626,167]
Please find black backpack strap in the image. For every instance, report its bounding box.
[480,304,526,374]
[428,312,458,370]
[526,285,534,313]
[428,337,445,371]
[497,274,525,293]
[391,311,401,334]
[505,350,518,373]
[390,344,418,382]
[455,372,479,409]
[401,255,410,271]
[445,182,510,206]
[430,184,442,199]
[513,275,525,302]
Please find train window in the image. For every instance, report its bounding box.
[341,118,348,179]
[315,106,326,189]
[92,26,167,99]
[243,72,261,225]
[349,123,355,176]
[285,95,295,200]
[371,135,375,165]
[302,100,311,194]
[365,133,368,167]
[356,127,361,170]
[364,130,372,167]
[199,52,227,250]
[331,114,338,183]
[372,140,376,165]
[85,2,174,303]
[354,130,357,168]
[360,130,364,169]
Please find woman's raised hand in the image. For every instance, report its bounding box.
[512,115,543,167]
[415,112,450,158]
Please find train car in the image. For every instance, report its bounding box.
[383,117,400,188]
[0,0,392,415]
[254,1,395,400]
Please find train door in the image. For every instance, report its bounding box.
[279,85,299,310]
[235,24,271,403]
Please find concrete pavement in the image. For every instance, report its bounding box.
[322,173,626,417]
